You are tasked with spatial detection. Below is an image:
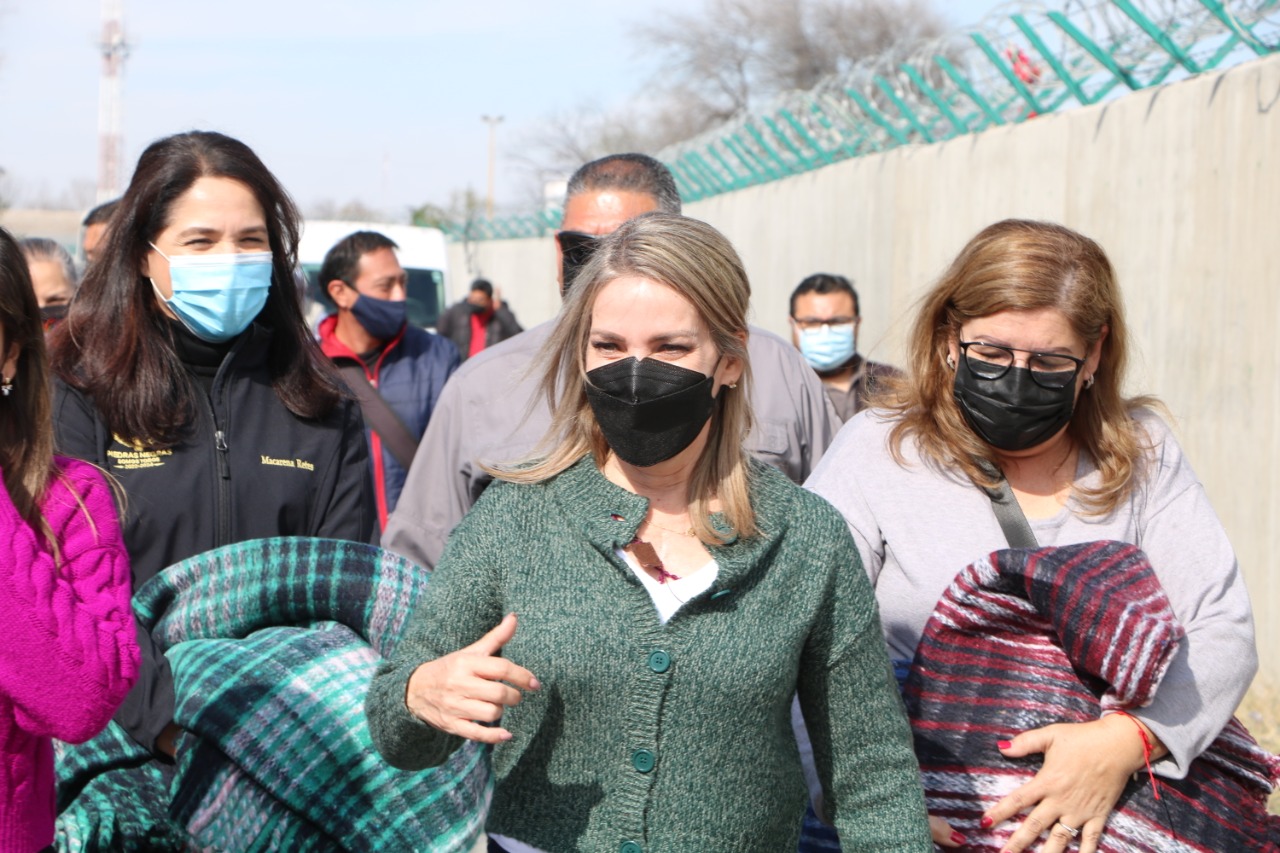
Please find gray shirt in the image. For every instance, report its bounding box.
[804,409,1257,779]
[384,320,842,571]
[822,356,903,423]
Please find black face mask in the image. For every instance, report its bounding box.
[952,360,1076,452]
[41,303,69,331]
[584,357,717,467]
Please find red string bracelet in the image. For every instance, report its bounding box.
[1113,710,1161,800]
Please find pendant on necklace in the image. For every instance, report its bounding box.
[629,536,681,584]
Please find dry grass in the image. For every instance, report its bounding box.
[1237,677,1280,815]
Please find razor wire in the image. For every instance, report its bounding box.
[445,0,1280,240]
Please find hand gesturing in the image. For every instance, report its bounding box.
[405,613,539,744]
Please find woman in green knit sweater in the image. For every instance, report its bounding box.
[365,213,930,852]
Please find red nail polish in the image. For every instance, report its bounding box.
[997,739,1013,749]
[980,815,994,829]
[951,830,967,844]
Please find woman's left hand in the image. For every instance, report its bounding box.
[982,713,1157,853]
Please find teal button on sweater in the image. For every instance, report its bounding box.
[366,455,931,852]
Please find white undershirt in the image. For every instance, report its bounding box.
[617,546,720,624]
[490,550,720,853]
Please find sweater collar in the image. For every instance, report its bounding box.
[549,454,794,590]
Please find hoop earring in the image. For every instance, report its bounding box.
[1,376,11,397]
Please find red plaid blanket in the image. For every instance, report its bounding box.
[905,540,1280,852]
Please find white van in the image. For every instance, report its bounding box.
[297,220,450,330]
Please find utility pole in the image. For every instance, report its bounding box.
[97,0,129,202]
[481,115,504,219]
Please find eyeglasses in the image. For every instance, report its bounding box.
[556,230,601,289]
[792,316,856,332]
[958,341,1085,389]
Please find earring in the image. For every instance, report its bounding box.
[1084,375,1095,389]
[728,383,738,389]
[1,377,11,397]
[946,356,956,370]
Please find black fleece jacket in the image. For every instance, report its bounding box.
[52,321,376,752]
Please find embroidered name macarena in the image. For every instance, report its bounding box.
[260,455,314,471]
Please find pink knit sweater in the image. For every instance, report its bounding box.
[0,457,137,853]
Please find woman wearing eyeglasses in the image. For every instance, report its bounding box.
[805,219,1258,853]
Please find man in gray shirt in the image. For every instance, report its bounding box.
[383,154,841,570]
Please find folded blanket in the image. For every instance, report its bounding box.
[905,539,1280,852]
[55,537,490,852]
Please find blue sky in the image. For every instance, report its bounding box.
[0,0,1002,219]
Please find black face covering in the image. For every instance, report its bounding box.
[584,357,717,467]
[40,303,69,330]
[953,360,1076,452]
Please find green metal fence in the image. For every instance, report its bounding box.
[443,0,1280,241]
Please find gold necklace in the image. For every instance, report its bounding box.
[643,513,696,537]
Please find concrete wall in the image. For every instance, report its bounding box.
[453,54,1280,685]
[0,208,83,248]
[446,236,560,330]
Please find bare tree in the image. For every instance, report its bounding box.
[634,0,948,138]
[507,0,948,202]
[508,99,675,208]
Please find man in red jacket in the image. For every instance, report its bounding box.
[436,277,523,360]
[318,230,460,529]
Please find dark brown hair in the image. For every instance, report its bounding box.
[51,131,344,447]
[0,226,55,523]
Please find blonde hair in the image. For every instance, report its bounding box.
[486,212,756,543]
[883,219,1157,515]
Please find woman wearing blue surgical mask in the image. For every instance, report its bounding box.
[805,220,1259,852]
[48,131,375,762]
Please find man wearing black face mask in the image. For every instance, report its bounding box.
[383,154,841,572]
[317,230,460,531]
[436,277,523,360]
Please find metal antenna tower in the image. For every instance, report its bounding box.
[97,0,129,202]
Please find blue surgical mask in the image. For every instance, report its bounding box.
[150,244,273,343]
[350,293,407,341]
[797,323,856,372]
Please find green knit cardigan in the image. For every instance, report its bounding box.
[366,455,931,852]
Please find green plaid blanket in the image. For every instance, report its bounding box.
[55,537,490,852]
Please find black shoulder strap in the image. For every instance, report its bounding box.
[976,459,1039,549]
[336,364,419,471]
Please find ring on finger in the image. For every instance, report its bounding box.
[1057,821,1081,838]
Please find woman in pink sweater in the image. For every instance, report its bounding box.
[0,226,138,852]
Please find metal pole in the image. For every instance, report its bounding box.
[98,0,130,202]
[481,115,504,219]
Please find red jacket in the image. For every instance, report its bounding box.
[319,315,460,528]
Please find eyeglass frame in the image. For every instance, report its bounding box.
[555,229,600,251]
[791,315,858,332]
[556,230,602,285]
[957,340,1086,389]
